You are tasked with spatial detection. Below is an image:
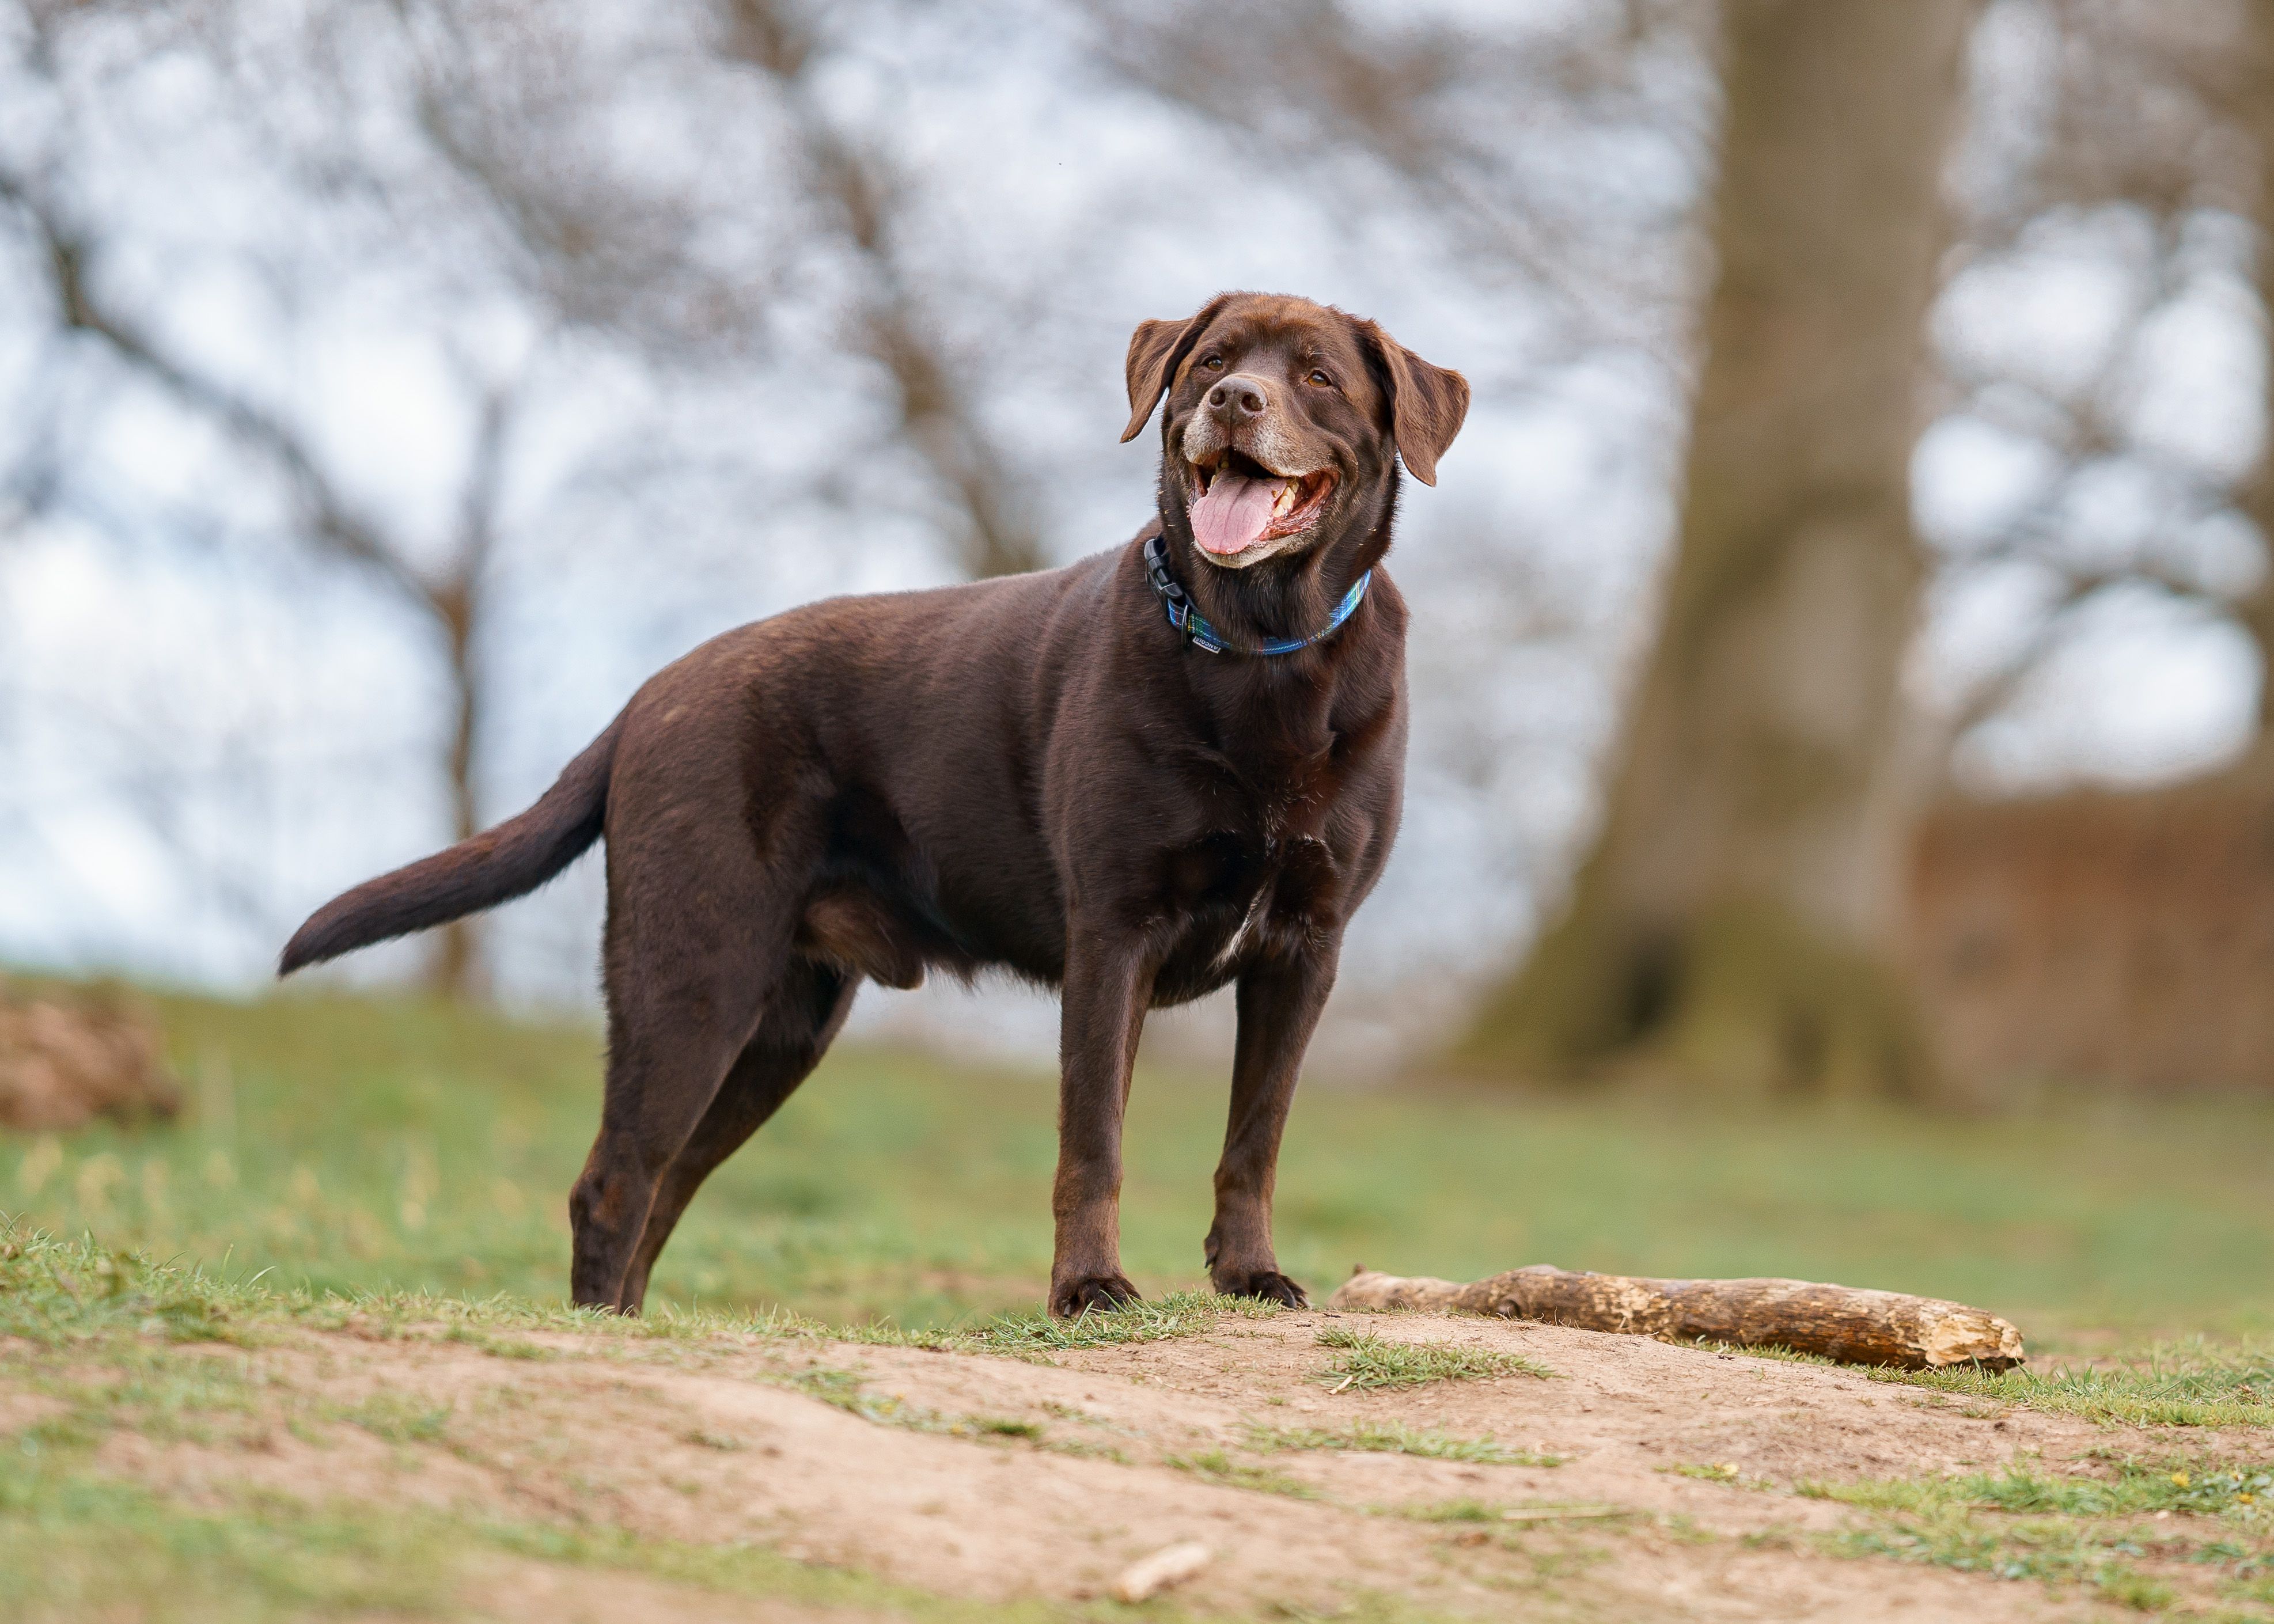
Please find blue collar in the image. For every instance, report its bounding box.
[1142,534,1371,657]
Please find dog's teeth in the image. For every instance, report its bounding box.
[1273,481,1297,514]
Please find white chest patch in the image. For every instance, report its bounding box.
[1210,888,1269,973]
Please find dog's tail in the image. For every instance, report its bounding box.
[279,717,623,977]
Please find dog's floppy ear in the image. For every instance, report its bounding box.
[1121,294,1234,443]
[1356,320,1471,486]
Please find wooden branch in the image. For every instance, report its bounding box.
[1328,1266,2024,1371]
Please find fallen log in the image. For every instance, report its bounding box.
[1327,1266,2023,1371]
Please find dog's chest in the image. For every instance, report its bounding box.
[1137,682,1390,994]
[1151,819,1341,996]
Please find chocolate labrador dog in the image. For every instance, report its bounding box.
[281,291,1467,1317]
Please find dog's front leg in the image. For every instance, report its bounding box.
[1049,927,1153,1318]
[1204,945,1339,1307]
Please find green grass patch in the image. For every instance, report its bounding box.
[1246,1419,1564,1466]
[5,985,2271,1337]
[0,1227,254,1348]
[2228,1571,2274,1610]
[1399,1497,1503,1523]
[1801,1454,2274,1614]
[1802,1456,2274,1521]
[1384,1498,1632,1526]
[338,1392,453,1444]
[0,1225,1256,1371]
[1161,1448,1320,1498]
[1,1474,455,1624]
[1667,1461,1759,1486]
[1314,1325,1555,1391]
[1829,1512,2179,1611]
[776,1364,1044,1440]
[1682,1337,1841,1366]
[1869,1341,2274,1428]
[956,1289,1283,1356]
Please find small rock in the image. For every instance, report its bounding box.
[1112,1540,1210,1603]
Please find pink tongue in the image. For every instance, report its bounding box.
[1191,472,1283,556]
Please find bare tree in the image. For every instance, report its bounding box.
[711,0,1043,579]
[0,0,1146,1004]
[1459,0,1979,1095]
[2222,0,2274,731]
[0,0,766,995]
[1087,0,1708,359]
[1917,1,2269,762]
[0,172,521,992]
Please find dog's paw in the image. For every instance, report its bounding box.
[1214,1269,1308,1308]
[1050,1274,1143,1319]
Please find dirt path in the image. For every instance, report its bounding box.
[46,1302,2212,1622]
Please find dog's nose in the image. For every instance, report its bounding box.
[1206,374,1269,422]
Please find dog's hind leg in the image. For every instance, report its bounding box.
[616,959,856,1313]
[569,852,798,1311]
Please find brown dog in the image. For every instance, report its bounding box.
[282,292,1468,1316]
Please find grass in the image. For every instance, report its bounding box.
[1797,1454,2274,1615]
[1698,1327,2274,1431]
[2,986,2271,1338]
[1245,1420,1564,1467]
[1162,1448,1320,1498]
[968,1289,1286,1354]
[1803,1455,2274,1521]
[0,1221,1265,1369]
[1314,1325,1556,1390]
[1385,1498,1631,1526]
[1870,1342,2274,1428]
[776,1363,1046,1439]
[1667,1461,1754,1486]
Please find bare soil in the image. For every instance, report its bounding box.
[58,1308,2205,1621]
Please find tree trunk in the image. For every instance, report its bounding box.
[1457,0,1976,1096]
[2237,1,2274,737]
[427,575,484,1000]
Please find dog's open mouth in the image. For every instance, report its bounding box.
[1185,449,1337,558]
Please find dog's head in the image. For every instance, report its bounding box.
[1121,293,1469,570]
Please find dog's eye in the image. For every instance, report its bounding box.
[1202,354,1225,370]
[1308,369,1334,388]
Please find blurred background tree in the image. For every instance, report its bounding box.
[1,0,783,996]
[1913,0,2268,766]
[0,0,1071,997]
[1460,0,1977,1096]
[1889,0,2274,1097]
